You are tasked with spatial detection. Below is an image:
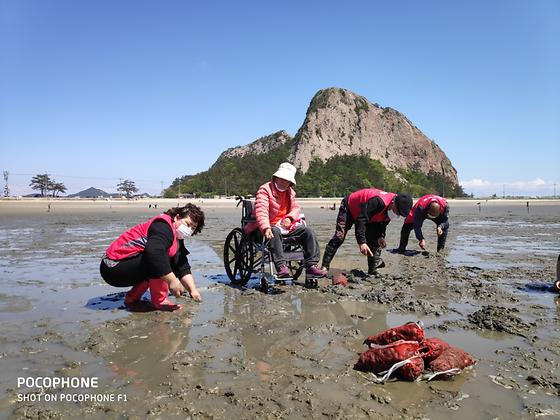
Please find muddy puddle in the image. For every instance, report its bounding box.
[1,200,559,418]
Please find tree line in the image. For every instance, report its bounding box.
[165,151,465,198]
[13,174,141,198]
[29,174,67,197]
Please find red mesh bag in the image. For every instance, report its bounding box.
[354,340,420,373]
[427,346,476,374]
[363,322,424,347]
[396,357,424,381]
[332,273,348,287]
[419,337,450,363]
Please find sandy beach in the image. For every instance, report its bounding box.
[1,196,557,213]
[0,198,559,419]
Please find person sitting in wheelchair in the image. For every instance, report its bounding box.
[244,162,327,279]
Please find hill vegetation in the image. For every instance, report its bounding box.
[166,141,292,198]
[165,150,464,198]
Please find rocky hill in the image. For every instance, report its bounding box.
[217,88,457,184]
[289,88,457,183]
[218,130,292,160]
[167,88,462,197]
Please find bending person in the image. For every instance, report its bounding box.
[397,194,449,253]
[100,204,205,310]
[321,188,412,275]
[244,162,326,279]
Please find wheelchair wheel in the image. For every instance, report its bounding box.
[224,228,255,285]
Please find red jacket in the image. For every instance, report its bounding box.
[348,188,396,223]
[105,214,178,260]
[404,194,447,224]
[244,181,301,234]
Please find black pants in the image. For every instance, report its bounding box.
[269,226,320,269]
[398,222,448,251]
[100,253,182,288]
[322,198,385,269]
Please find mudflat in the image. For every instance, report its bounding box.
[1,198,559,419]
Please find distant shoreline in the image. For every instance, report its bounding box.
[1,197,557,204]
[1,196,558,216]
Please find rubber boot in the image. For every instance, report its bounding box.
[367,248,385,275]
[397,224,413,253]
[437,230,448,252]
[149,279,182,311]
[124,281,149,305]
[397,231,409,253]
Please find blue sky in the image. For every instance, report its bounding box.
[1,0,558,197]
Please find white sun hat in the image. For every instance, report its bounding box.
[273,162,297,185]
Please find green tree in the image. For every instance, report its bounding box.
[51,182,67,197]
[117,179,139,199]
[3,170,9,197]
[29,174,52,197]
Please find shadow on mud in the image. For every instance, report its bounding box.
[387,248,429,257]
[85,292,156,312]
[519,282,559,294]
[207,273,289,294]
[85,292,126,310]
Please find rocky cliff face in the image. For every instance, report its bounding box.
[288,88,458,183]
[218,130,292,160]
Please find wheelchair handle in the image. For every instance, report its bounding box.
[235,195,253,207]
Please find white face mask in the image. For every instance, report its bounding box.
[176,224,193,239]
[274,181,288,192]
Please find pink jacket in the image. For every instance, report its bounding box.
[244,181,301,234]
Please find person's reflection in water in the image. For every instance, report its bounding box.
[107,315,193,391]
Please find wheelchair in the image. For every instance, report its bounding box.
[223,197,318,290]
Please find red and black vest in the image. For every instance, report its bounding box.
[105,214,178,260]
[348,188,396,223]
[404,194,447,223]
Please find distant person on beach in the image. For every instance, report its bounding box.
[244,162,326,279]
[100,204,205,310]
[396,194,449,253]
[321,188,412,275]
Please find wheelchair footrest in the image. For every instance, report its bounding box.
[275,278,291,285]
[259,277,289,294]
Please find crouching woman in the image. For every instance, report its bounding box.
[100,204,205,310]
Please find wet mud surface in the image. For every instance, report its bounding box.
[1,200,559,418]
